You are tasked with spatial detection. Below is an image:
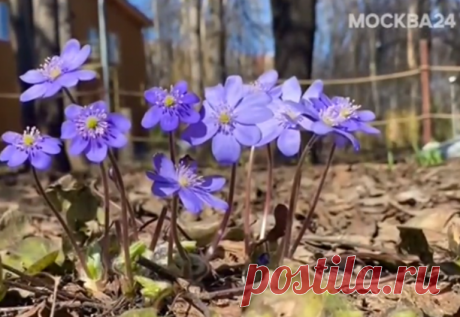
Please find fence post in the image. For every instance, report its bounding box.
[419,39,432,144]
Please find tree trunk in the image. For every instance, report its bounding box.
[270,0,319,163]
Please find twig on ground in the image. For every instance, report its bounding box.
[49,277,60,317]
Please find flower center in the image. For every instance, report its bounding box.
[176,163,203,188]
[20,126,42,149]
[320,97,361,127]
[178,177,190,187]
[49,68,62,80]
[86,117,99,130]
[219,113,231,124]
[23,135,35,147]
[74,105,109,139]
[164,95,176,108]
[285,110,298,121]
[39,56,63,81]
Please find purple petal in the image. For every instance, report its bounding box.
[86,141,108,163]
[181,120,218,147]
[334,129,360,151]
[182,93,200,105]
[145,87,164,104]
[69,136,89,155]
[160,112,179,132]
[357,123,380,135]
[0,145,15,161]
[357,110,376,122]
[7,150,28,167]
[2,131,21,144]
[258,70,278,87]
[256,119,284,146]
[312,121,334,135]
[234,104,273,124]
[65,45,91,70]
[211,133,241,165]
[174,81,188,94]
[341,120,359,131]
[153,153,176,179]
[277,129,301,157]
[200,176,226,192]
[237,91,271,109]
[178,188,203,214]
[282,77,301,102]
[74,70,97,81]
[91,100,108,111]
[141,106,162,129]
[20,83,48,102]
[204,84,225,107]
[296,115,314,131]
[42,82,62,98]
[224,75,244,108]
[30,151,52,170]
[302,80,324,101]
[178,106,200,124]
[194,191,228,212]
[152,180,180,198]
[302,102,321,120]
[56,73,79,88]
[64,104,83,120]
[269,85,283,99]
[107,129,127,148]
[20,70,46,84]
[40,138,61,155]
[61,39,81,59]
[109,113,131,132]
[233,123,261,146]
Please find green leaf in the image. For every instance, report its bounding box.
[85,244,104,281]
[134,275,173,301]
[46,175,100,233]
[118,308,158,317]
[8,237,60,275]
[0,207,31,250]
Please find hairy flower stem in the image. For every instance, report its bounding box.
[32,168,90,277]
[99,163,111,277]
[289,144,335,257]
[259,144,273,240]
[206,163,237,260]
[107,151,134,290]
[149,206,167,252]
[242,146,256,258]
[279,136,317,260]
[167,133,190,274]
[63,87,77,104]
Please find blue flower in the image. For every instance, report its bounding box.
[19,39,96,102]
[245,70,282,99]
[60,101,131,163]
[0,127,61,170]
[142,81,200,132]
[182,75,273,165]
[256,77,314,156]
[305,80,380,150]
[147,154,228,214]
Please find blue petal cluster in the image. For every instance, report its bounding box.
[1,38,379,217]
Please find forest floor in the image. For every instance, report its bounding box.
[0,160,459,317]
